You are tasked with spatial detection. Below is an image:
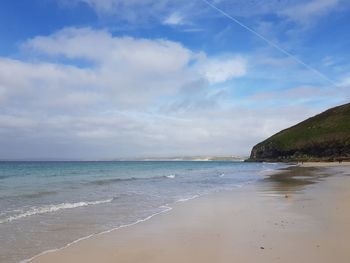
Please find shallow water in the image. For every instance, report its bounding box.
[0,161,285,263]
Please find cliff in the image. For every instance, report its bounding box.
[248,103,350,162]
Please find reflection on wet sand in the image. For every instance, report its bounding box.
[258,166,330,196]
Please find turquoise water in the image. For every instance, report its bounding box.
[0,161,284,263]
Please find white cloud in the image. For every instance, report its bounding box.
[58,0,350,30]
[65,0,297,18]
[196,56,247,84]
[280,0,342,26]
[63,0,166,14]
[0,104,319,159]
[21,27,203,109]
[163,12,185,25]
[22,28,247,104]
[23,27,193,71]
[60,0,181,24]
[3,25,347,160]
[0,27,256,159]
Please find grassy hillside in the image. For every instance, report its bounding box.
[249,103,350,162]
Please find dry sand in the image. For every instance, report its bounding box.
[31,165,350,263]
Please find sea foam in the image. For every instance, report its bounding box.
[0,199,113,224]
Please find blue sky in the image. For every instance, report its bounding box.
[0,0,350,159]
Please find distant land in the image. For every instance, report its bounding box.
[124,156,245,162]
[0,156,245,162]
[248,102,350,162]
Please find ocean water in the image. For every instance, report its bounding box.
[0,161,285,263]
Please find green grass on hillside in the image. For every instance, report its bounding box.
[251,103,350,161]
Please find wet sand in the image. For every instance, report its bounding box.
[30,165,350,263]
[298,161,350,167]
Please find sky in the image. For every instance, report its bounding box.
[0,0,350,160]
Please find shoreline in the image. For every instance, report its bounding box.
[247,160,350,166]
[297,161,350,167]
[21,205,174,263]
[28,163,350,263]
[1,161,269,263]
[18,173,262,263]
[21,194,203,263]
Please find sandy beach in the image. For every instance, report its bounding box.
[298,161,350,167]
[30,164,350,263]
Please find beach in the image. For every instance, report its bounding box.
[2,1,350,262]
[0,161,280,262]
[29,164,350,263]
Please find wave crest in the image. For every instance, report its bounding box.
[0,199,113,224]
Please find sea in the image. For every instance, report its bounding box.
[0,161,285,263]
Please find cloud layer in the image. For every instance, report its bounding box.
[1,0,349,159]
[0,27,256,159]
[62,0,347,26]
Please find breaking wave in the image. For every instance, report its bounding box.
[0,199,113,224]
